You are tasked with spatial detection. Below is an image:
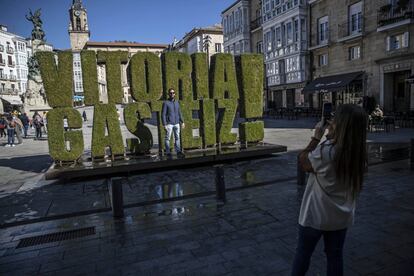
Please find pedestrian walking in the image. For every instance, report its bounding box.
[292,104,368,276]
[5,115,16,147]
[13,114,23,144]
[42,111,48,134]
[63,117,68,131]
[20,112,30,138]
[82,110,87,122]
[0,115,6,138]
[32,111,43,140]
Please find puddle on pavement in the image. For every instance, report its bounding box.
[367,143,409,163]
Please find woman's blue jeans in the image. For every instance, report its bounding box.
[291,225,347,276]
[7,128,15,145]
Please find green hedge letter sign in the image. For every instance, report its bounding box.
[47,108,84,161]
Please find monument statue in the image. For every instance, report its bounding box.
[25,9,45,41]
[27,56,40,81]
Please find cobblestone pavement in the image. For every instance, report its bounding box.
[1,107,414,275]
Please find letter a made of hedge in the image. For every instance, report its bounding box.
[37,51,73,107]
[191,53,209,100]
[91,104,124,158]
[236,54,264,119]
[210,54,239,100]
[47,107,84,161]
[124,102,153,154]
[130,52,162,102]
[81,50,99,106]
[97,51,128,104]
[162,52,193,101]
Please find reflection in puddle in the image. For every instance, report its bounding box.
[367,143,409,163]
[241,171,256,186]
[154,183,184,199]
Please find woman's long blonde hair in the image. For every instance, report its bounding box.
[331,104,367,199]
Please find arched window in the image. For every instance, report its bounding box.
[76,17,81,31]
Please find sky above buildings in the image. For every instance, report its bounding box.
[1,0,235,49]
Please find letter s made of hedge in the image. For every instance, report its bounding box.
[124,102,153,154]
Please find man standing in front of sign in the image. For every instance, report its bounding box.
[162,88,185,158]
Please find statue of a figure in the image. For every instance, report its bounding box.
[27,56,40,81]
[26,9,45,41]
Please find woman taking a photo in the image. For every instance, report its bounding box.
[292,104,368,276]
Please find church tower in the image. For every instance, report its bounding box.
[68,0,90,51]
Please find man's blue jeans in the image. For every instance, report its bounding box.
[165,123,181,154]
[291,225,347,276]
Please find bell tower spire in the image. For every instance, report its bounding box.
[68,0,90,51]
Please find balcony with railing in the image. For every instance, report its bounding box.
[251,17,263,31]
[0,88,19,95]
[0,44,4,52]
[0,73,7,80]
[9,74,17,81]
[6,46,14,54]
[338,17,364,42]
[0,59,5,66]
[8,61,15,67]
[377,1,414,30]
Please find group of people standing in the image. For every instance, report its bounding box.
[0,111,47,147]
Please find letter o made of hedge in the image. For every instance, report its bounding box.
[236,54,264,119]
[124,102,153,154]
[130,52,162,102]
[97,51,129,104]
[162,52,193,101]
[81,50,99,106]
[37,51,73,107]
[47,107,84,161]
[92,104,125,158]
[210,53,239,100]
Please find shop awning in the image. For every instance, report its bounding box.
[0,94,23,105]
[303,71,364,92]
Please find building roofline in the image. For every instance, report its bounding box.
[177,25,223,47]
[221,0,243,15]
[85,41,169,48]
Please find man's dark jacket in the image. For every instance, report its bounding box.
[162,99,184,125]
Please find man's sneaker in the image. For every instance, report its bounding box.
[177,152,185,158]
[5,144,11,147]
[11,144,16,147]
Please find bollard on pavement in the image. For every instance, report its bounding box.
[109,177,124,218]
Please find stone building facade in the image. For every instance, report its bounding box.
[222,0,252,54]
[174,25,223,61]
[0,25,33,112]
[307,0,414,112]
[262,0,310,109]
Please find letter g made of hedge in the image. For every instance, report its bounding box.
[47,108,84,161]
